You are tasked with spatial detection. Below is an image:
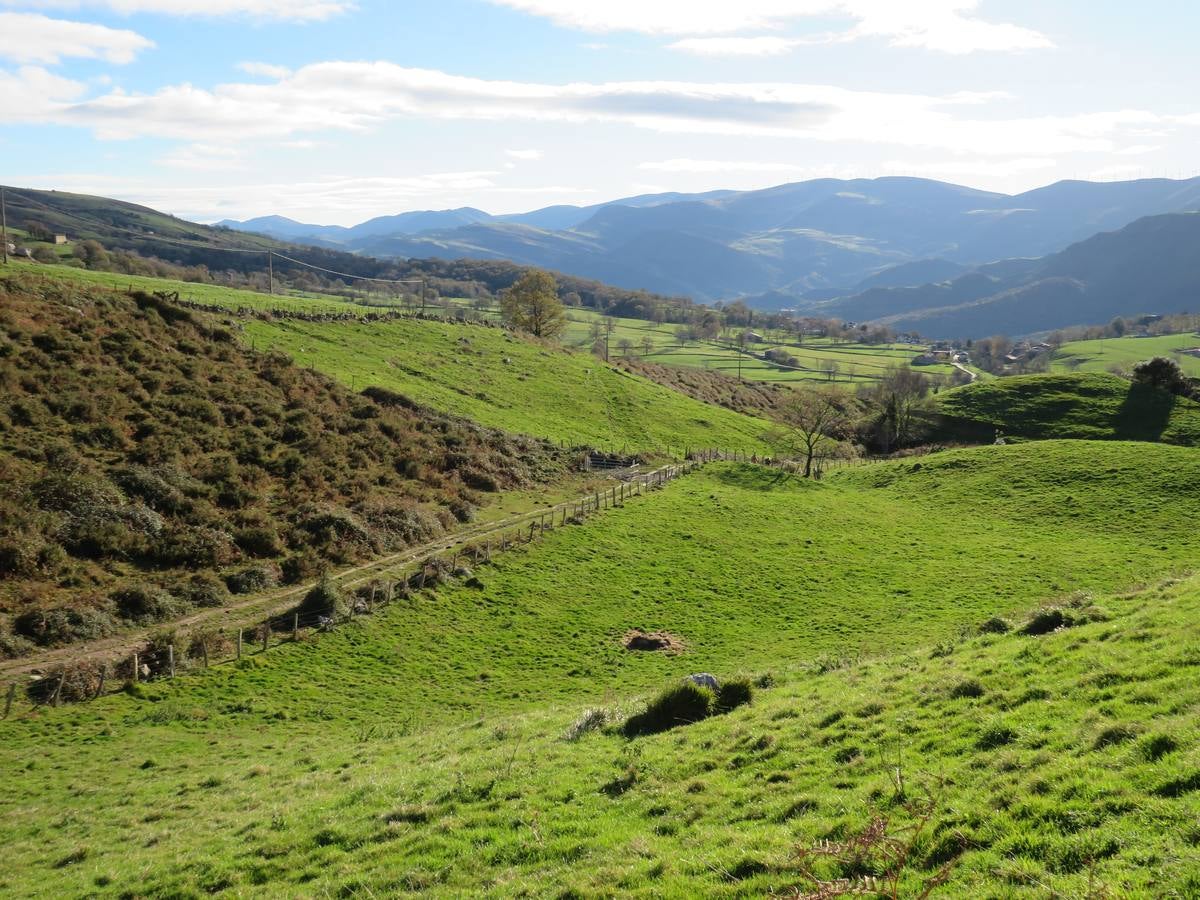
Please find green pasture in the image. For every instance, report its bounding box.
[1052,332,1200,377]
[563,308,956,385]
[4,444,1200,895]
[243,317,774,453]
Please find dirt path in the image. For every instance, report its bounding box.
[951,359,979,383]
[0,466,679,681]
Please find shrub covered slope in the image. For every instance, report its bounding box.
[0,275,568,654]
[3,447,1200,895]
[935,371,1200,444]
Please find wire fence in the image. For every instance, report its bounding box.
[0,460,702,717]
[0,448,914,718]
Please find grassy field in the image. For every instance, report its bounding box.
[244,317,774,453]
[1,258,379,315]
[563,308,958,385]
[4,443,1200,896]
[937,372,1200,445]
[1052,332,1200,377]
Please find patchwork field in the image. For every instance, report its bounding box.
[244,317,774,453]
[4,444,1200,896]
[562,308,958,385]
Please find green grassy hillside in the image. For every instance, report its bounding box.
[4,444,1200,896]
[1052,332,1200,378]
[244,317,774,453]
[936,372,1200,444]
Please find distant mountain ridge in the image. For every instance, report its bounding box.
[218,176,1200,304]
[810,212,1200,338]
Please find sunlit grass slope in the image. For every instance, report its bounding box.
[937,372,1200,445]
[1053,332,1200,378]
[244,317,774,452]
[3,443,1200,895]
[2,258,376,314]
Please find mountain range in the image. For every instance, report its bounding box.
[219,176,1200,308]
[810,211,1200,338]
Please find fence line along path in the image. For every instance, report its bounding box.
[0,459,706,710]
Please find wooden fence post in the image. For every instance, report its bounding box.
[52,669,65,707]
[236,629,243,660]
[293,613,300,641]
[4,682,15,719]
[168,645,175,679]
[132,651,139,683]
[262,624,270,653]
[95,665,107,699]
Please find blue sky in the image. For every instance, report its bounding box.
[1,0,1197,224]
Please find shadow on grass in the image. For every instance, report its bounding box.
[1114,383,1176,442]
[711,464,803,492]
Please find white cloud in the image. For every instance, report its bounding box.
[881,157,1057,178]
[0,61,1169,162]
[640,158,808,173]
[237,61,292,79]
[0,0,350,21]
[505,148,543,160]
[0,12,153,64]
[0,64,87,100]
[158,142,244,170]
[17,171,596,223]
[487,0,1053,54]
[668,36,811,57]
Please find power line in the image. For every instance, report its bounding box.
[269,251,426,286]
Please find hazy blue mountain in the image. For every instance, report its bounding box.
[818,212,1200,338]
[218,176,1200,304]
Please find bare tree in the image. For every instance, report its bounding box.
[864,365,931,452]
[767,388,853,478]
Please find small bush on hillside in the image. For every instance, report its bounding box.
[154,526,238,569]
[299,576,348,619]
[715,678,754,713]
[13,605,116,646]
[281,551,322,585]
[234,525,284,558]
[564,707,612,742]
[1020,607,1073,636]
[949,678,986,699]
[978,616,1011,635]
[112,466,188,513]
[173,572,229,608]
[624,681,716,736]
[112,584,188,624]
[225,563,280,595]
[0,630,35,659]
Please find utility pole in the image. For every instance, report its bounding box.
[267,250,274,294]
[1,187,8,266]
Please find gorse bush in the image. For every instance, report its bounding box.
[0,274,570,651]
[625,681,715,736]
[624,677,755,737]
[716,678,754,713]
[299,576,348,620]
